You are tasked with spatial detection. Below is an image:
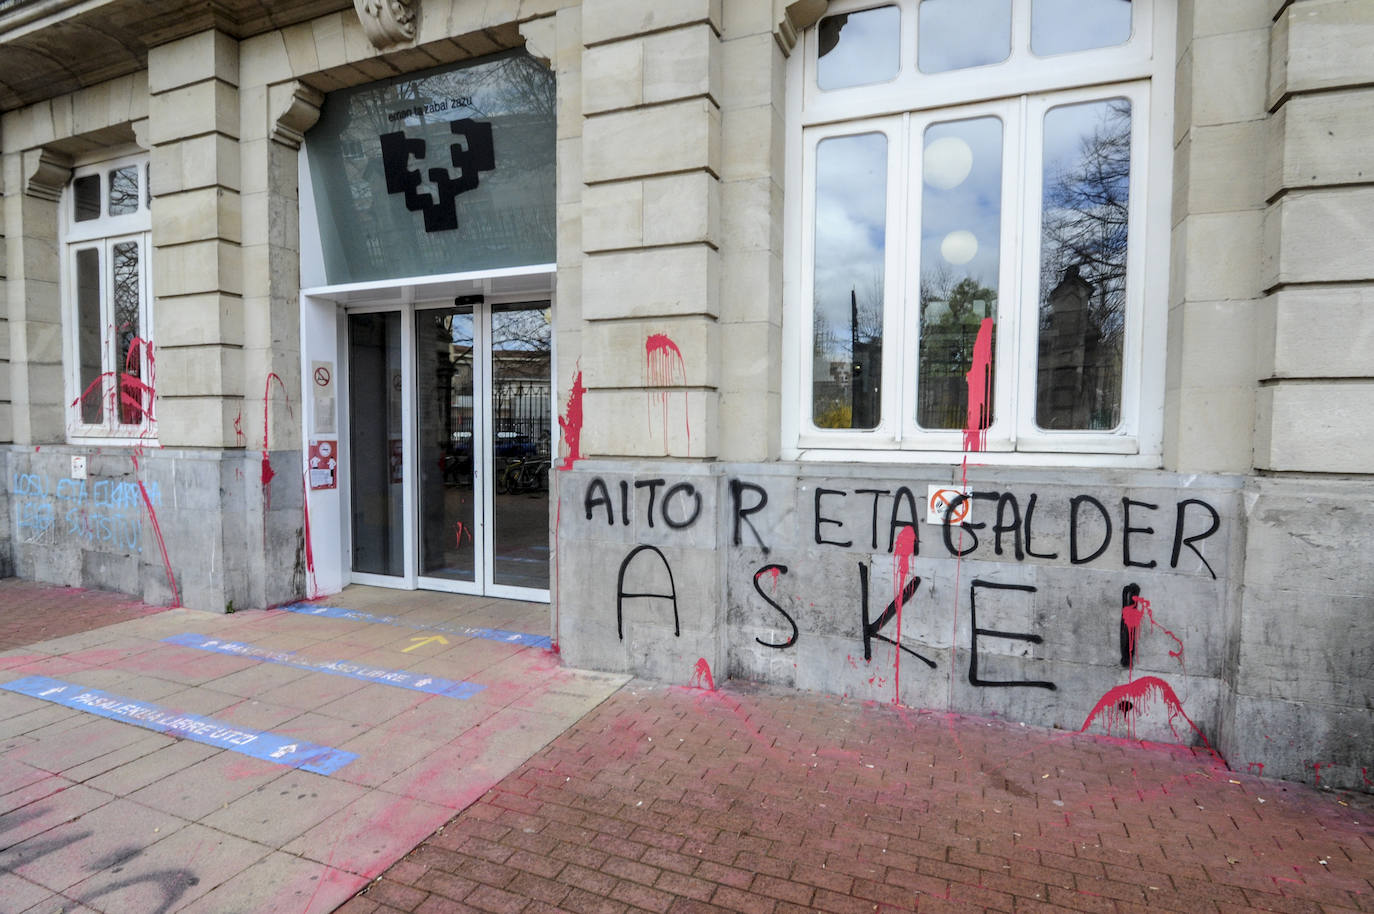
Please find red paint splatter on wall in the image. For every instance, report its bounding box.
[962,318,994,453]
[1121,595,1184,675]
[646,333,690,456]
[1080,676,1219,760]
[131,454,180,608]
[259,373,291,510]
[300,473,319,599]
[1362,767,1370,787]
[1247,762,1265,776]
[233,408,245,445]
[891,525,917,705]
[1309,761,1325,787]
[689,658,715,691]
[558,366,585,470]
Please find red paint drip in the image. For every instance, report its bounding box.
[891,525,917,706]
[233,409,245,445]
[766,566,782,590]
[646,334,690,456]
[259,373,291,508]
[689,658,715,691]
[1362,767,1370,787]
[131,455,180,608]
[1080,676,1219,760]
[455,521,472,545]
[1310,761,1324,787]
[1123,596,1185,670]
[1247,762,1265,776]
[558,367,585,470]
[300,472,318,599]
[962,318,994,452]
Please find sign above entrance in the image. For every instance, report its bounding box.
[304,51,554,285]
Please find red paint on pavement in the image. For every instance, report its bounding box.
[646,333,690,455]
[689,657,715,691]
[1080,675,1219,760]
[557,366,585,470]
[962,317,994,452]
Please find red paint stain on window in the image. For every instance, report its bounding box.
[557,367,585,470]
[646,334,690,456]
[689,657,715,691]
[962,318,994,452]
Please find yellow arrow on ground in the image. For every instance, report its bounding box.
[402,634,449,653]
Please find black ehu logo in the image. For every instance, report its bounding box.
[379,118,495,233]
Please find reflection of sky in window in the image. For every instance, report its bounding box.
[817,6,901,90]
[1042,99,1129,193]
[1032,0,1132,56]
[813,133,888,338]
[920,117,1002,295]
[918,0,1011,73]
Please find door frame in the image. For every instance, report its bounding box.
[301,264,556,603]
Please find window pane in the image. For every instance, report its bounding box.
[75,248,103,424]
[817,6,900,91]
[918,0,1011,74]
[917,117,1002,429]
[1032,0,1132,56]
[1036,99,1131,430]
[812,133,886,430]
[108,166,139,216]
[111,241,143,424]
[73,175,101,222]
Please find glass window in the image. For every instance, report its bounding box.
[917,116,1002,429]
[918,0,1012,74]
[108,166,139,216]
[812,132,888,429]
[64,156,153,437]
[1036,99,1131,430]
[1032,0,1132,56]
[818,6,902,90]
[796,0,1160,455]
[305,50,556,285]
[73,174,100,222]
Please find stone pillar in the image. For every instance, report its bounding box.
[578,0,723,460]
[1228,0,1374,790]
[1164,1,1271,471]
[2,148,72,445]
[1256,0,1374,471]
[147,30,244,448]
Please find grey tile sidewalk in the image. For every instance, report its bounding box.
[0,582,628,914]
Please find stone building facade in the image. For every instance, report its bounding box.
[0,0,1370,790]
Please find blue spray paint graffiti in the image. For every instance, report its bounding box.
[11,473,161,553]
[161,633,486,698]
[2,675,357,774]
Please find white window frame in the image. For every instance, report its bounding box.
[62,152,156,444]
[782,0,1174,467]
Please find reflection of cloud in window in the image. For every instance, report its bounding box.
[940,230,979,265]
[814,135,888,322]
[918,0,1011,74]
[817,6,901,90]
[920,118,1002,289]
[1031,0,1132,57]
[923,136,973,189]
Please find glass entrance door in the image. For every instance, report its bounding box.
[348,298,552,600]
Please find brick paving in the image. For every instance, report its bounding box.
[346,680,1374,914]
[0,579,168,650]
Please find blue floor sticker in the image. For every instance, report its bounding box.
[161,633,485,699]
[1,675,357,775]
[279,603,553,649]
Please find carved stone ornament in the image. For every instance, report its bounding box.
[354,0,417,48]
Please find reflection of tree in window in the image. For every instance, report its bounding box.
[112,241,143,424]
[918,267,996,428]
[1036,99,1130,430]
[108,166,139,216]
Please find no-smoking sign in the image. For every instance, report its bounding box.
[926,484,973,525]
